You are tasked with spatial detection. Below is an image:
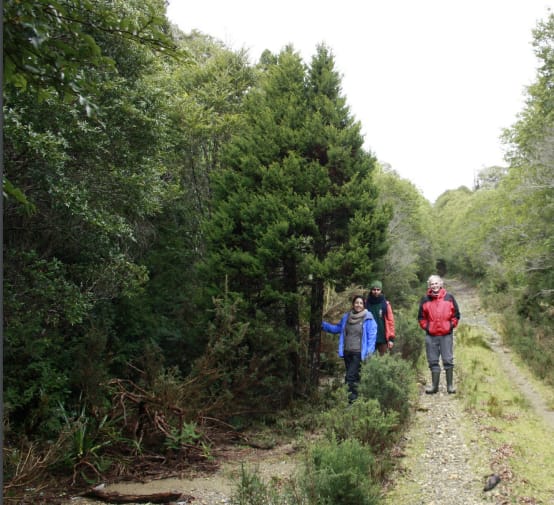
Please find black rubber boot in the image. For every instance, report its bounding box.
[446,368,456,394]
[425,371,440,394]
[347,382,358,404]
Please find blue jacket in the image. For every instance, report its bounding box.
[322,311,377,360]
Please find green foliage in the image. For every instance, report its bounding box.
[3,250,94,436]
[321,397,398,450]
[110,33,256,373]
[199,43,390,390]
[391,308,424,367]
[2,0,188,445]
[230,394,402,505]
[185,291,298,421]
[2,176,36,214]
[55,403,117,482]
[3,0,178,109]
[164,421,201,451]
[3,0,109,107]
[433,187,492,279]
[301,438,381,505]
[358,354,415,424]
[2,0,406,494]
[432,12,553,388]
[231,465,280,505]
[373,164,436,303]
[499,312,554,386]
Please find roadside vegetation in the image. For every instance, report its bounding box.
[228,351,418,505]
[227,306,554,505]
[2,1,553,504]
[455,323,554,503]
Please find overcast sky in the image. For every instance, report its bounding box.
[166,1,552,202]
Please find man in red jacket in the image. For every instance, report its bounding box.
[418,275,460,394]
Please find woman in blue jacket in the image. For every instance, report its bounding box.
[322,295,377,403]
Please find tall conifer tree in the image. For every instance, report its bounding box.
[304,45,388,384]
[202,44,388,389]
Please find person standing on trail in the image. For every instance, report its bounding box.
[322,295,377,403]
[418,275,460,394]
[365,280,396,356]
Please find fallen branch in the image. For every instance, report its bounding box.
[83,483,191,503]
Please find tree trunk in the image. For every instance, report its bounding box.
[283,253,301,391]
[309,277,325,387]
[84,485,189,503]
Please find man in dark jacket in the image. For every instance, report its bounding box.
[418,275,460,394]
[365,280,395,356]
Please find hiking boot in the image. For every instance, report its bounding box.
[446,368,456,394]
[425,371,440,394]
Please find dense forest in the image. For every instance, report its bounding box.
[2,1,553,502]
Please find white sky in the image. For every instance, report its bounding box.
[166,0,552,202]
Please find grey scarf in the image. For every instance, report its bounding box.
[348,309,367,325]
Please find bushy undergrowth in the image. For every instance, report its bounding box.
[321,396,398,451]
[478,282,554,387]
[5,286,420,503]
[301,438,381,505]
[185,293,300,423]
[231,353,419,504]
[231,465,280,505]
[358,354,415,424]
[499,313,554,386]
[231,438,381,505]
[391,308,424,367]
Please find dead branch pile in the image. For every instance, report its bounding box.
[2,373,242,504]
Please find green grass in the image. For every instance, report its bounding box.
[456,324,554,503]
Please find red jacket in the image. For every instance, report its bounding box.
[418,288,460,336]
[384,300,395,341]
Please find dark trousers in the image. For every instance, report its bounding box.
[425,333,454,372]
[376,342,389,356]
[344,351,362,402]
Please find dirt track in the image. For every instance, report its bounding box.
[448,279,554,429]
[385,279,554,505]
[66,438,299,504]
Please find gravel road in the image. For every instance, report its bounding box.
[384,279,553,505]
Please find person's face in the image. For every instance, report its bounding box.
[371,287,382,296]
[352,298,365,312]
[429,281,441,293]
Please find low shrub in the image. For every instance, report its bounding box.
[320,397,398,451]
[231,438,381,505]
[231,464,278,505]
[358,354,415,424]
[501,313,554,386]
[301,437,381,505]
[392,308,424,367]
